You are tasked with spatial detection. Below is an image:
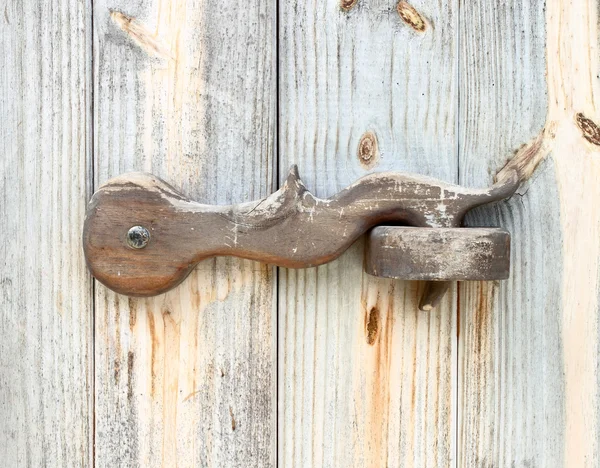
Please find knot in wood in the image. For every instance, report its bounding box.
[397,1,427,32]
[358,131,379,168]
[340,0,358,11]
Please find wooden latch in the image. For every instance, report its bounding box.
[83,166,519,310]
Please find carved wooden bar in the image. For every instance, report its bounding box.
[83,165,519,309]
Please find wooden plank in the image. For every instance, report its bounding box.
[457,2,552,465]
[458,1,600,465]
[0,0,93,466]
[93,0,276,466]
[278,0,459,465]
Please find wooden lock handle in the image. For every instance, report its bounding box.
[83,165,519,307]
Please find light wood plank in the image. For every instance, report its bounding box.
[278,0,458,465]
[457,2,552,465]
[458,1,600,465]
[0,0,93,465]
[93,0,276,465]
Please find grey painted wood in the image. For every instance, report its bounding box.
[278,0,459,465]
[0,0,93,466]
[93,0,276,466]
[456,1,600,466]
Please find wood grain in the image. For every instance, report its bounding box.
[4,0,597,465]
[458,1,600,466]
[278,0,459,465]
[365,227,511,281]
[0,0,93,465]
[93,0,276,466]
[83,168,517,298]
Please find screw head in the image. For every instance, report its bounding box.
[126,225,150,249]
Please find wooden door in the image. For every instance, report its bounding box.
[2,0,600,466]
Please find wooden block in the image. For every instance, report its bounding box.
[365,227,510,281]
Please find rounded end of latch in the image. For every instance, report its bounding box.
[82,173,198,297]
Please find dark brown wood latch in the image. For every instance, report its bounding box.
[83,166,519,310]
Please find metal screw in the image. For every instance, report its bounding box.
[126,225,150,249]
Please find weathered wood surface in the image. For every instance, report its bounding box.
[83,168,517,299]
[278,0,459,465]
[0,0,93,466]
[458,1,600,466]
[93,0,276,466]
[4,0,600,465]
[366,227,510,281]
